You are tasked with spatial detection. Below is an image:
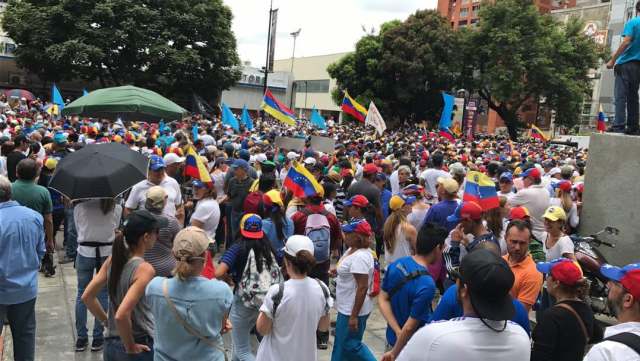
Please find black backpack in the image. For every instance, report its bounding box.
[388,262,431,298]
[602,332,640,356]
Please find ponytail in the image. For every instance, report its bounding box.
[383,210,406,251]
[108,227,146,307]
[173,253,205,281]
[284,250,316,275]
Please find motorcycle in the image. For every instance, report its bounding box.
[571,226,618,316]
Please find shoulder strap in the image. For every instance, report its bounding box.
[162,279,229,361]
[604,332,640,356]
[388,268,431,298]
[271,281,285,319]
[555,303,590,343]
[314,278,330,312]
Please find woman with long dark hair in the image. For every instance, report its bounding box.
[261,190,293,262]
[82,210,166,360]
[216,213,280,361]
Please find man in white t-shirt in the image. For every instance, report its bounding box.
[419,152,450,199]
[584,263,640,361]
[125,155,184,224]
[397,249,530,361]
[508,167,550,241]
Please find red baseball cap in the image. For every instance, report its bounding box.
[521,167,542,180]
[601,263,640,299]
[363,163,380,174]
[537,259,583,286]
[447,201,483,223]
[509,206,530,221]
[342,219,373,237]
[556,180,572,193]
[344,195,369,208]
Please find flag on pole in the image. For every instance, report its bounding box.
[52,84,65,110]
[530,124,549,142]
[365,101,386,136]
[241,105,254,131]
[341,91,367,122]
[261,90,297,126]
[463,171,499,210]
[221,103,240,131]
[45,104,59,116]
[597,105,606,133]
[439,128,455,142]
[184,145,213,188]
[82,89,89,96]
[283,161,324,198]
[439,92,455,130]
[192,123,199,142]
[310,107,327,130]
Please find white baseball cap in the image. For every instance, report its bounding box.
[283,235,315,257]
[287,151,300,161]
[304,157,317,166]
[163,153,185,166]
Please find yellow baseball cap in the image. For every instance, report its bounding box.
[543,206,567,222]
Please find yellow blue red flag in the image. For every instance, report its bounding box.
[463,171,499,210]
[184,145,213,188]
[283,161,324,198]
[341,91,367,122]
[261,90,297,126]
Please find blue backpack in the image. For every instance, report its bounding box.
[301,208,331,263]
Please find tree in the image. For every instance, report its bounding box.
[459,0,601,139]
[2,0,241,102]
[328,11,461,125]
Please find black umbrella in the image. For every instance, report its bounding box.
[49,143,149,200]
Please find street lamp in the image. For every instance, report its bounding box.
[289,28,301,108]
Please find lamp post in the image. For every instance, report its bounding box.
[289,28,301,109]
[262,0,274,97]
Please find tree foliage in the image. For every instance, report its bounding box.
[328,11,460,125]
[460,0,601,139]
[2,0,241,101]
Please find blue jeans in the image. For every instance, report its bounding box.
[331,312,376,361]
[104,337,154,361]
[0,298,37,361]
[229,294,259,361]
[613,61,640,131]
[76,254,108,340]
[64,207,77,259]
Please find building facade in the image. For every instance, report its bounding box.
[220,63,291,114]
[273,53,347,122]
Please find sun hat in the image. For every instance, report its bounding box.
[240,213,264,239]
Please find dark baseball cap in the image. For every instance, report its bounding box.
[123,209,168,237]
[459,249,515,321]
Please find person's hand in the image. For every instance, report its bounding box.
[451,224,464,243]
[46,240,55,252]
[184,201,194,210]
[125,343,150,354]
[606,59,615,69]
[381,351,396,361]
[329,267,337,277]
[348,316,358,332]
[221,319,232,334]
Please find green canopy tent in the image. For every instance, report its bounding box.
[62,85,188,122]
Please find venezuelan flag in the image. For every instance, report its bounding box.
[341,91,367,122]
[184,145,213,188]
[283,161,323,198]
[439,128,455,142]
[261,90,297,126]
[463,171,499,210]
[597,105,606,133]
[530,124,549,142]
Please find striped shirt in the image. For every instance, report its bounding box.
[144,214,182,277]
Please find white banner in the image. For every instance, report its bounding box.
[365,101,386,136]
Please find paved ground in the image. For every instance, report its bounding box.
[2,242,388,361]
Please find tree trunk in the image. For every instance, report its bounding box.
[494,105,520,141]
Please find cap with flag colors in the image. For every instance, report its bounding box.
[530,124,549,142]
[365,101,386,136]
[241,105,254,131]
[283,161,324,198]
[261,90,296,126]
[597,105,606,133]
[463,171,499,210]
[600,263,640,299]
[341,90,367,122]
[184,145,213,188]
[221,103,240,131]
[536,258,583,286]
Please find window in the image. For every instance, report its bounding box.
[295,80,330,93]
[5,43,15,55]
[472,4,480,12]
[471,18,479,24]
[458,19,468,27]
[460,8,468,17]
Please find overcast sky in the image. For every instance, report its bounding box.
[222,0,437,67]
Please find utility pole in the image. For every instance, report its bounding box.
[262,0,274,97]
[289,28,301,108]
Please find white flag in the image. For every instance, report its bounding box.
[365,101,386,136]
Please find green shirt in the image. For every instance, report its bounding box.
[11,179,53,215]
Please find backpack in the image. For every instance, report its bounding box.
[602,332,640,356]
[301,208,331,263]
[387,261,431,298]
[370,251,381,297]
[271,278,330,320]
[243,191,264,214]
[238,249,283,309]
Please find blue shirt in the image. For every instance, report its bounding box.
[617,17,640,65]
[381,256,436,346]
[431,284,531,335]
[262,217,294,261]
[146,276,233,361]
[0,201,45,305]
[381,188,392,221]
[423,199,458,232]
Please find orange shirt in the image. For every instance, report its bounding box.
[503,254,543,310]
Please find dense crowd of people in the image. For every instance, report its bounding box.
[0,97,639,361]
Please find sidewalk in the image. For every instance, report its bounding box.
[2,253,388,361]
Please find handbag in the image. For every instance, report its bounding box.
[162,279,229,361]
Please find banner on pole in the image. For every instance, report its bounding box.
[365,101,387,136]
